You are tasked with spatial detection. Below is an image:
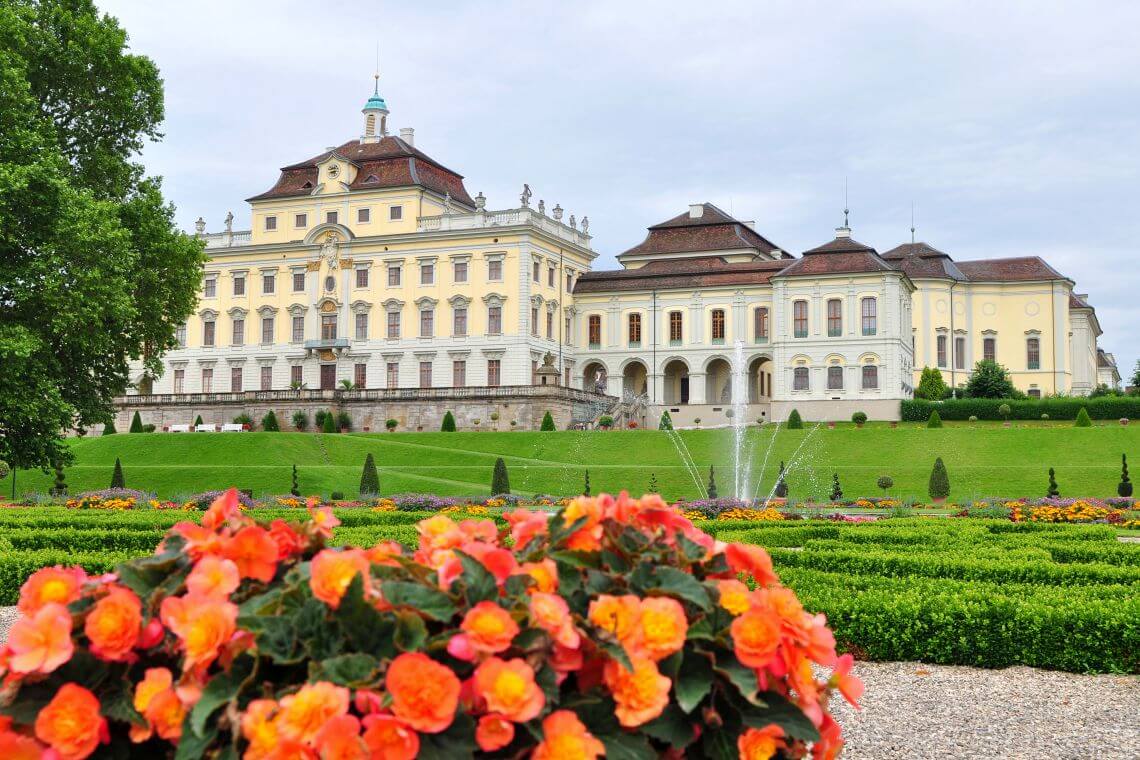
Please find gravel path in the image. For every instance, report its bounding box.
[0,608,1135,757]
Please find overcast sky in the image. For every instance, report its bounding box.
[98,0,1140,372]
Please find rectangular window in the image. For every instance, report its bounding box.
[204,277,217,298]
[355,313,368,340]
[794,300,808,338]
[201,368,213,393]
[566,272,573,291]
[387,311,400,339]
[936,335,948,368]
[548,267,555,287]
[827,365,844,390]
[291,316,304,343]
[453,261,468,283]
[793,366,809,391]
[295,213,307,228]
[354,363,367,389]
[261,317,273,344]
[230,367,242,393]
[488,260,503,281]
[861,297,877,336]
[291,365,303,387]
[357,207,370,223]
[388,266,401,287]
[565,316,571,340]
[954,336,966,370]
[173,369,184,394]
[355,268,369,288]
[262,273,275,294]
[293,271,305,292]
[420,309,434,338]
[389,205,403,221]
[487,359,501,387]
[233,275,245,296]
[588,315,601,347]
[669,311,682,343]
[260,365,272,391]
[531,307,539,336]
[532,360,538,384]
[203,320,215,347]
[175,324,187,347]
[453,360,466,387]
[453,307,467,337]
[827,299,842,337]
[325,211,338,225]
[1027,388,1042,399]
[711,309,726,342]
[754,307,769,342]
[321,315,337,340]
[265,216,277,231]
[488,306,502,335]
[533,261,540,282]
[862,365,879,390]
[546,312,553,340]
[628,313,642,345]
[1027,337,1040,370]
[386,362,399,389]
[419,361,432,388]
[420,263,434,285]
[983,337,996,362]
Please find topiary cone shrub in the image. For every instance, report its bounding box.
[359,453,380,497]
[926,410,943,428]
[1075,407,1092,427]
[1119,454,1133,498]
[0,489,860,758]
[786,409,803,429]
[491,457,510,494]
[928,457,950,503]
[441,411,457,432]
[110,457,125,489]
[540,411,556,431]
[129,411,144,433]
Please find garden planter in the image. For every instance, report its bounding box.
[931,496,947,505]
[856,422,864,429]
[1121,418,1130,426]
[1003,421,1012,428]
[827,421,836,429]
[889,421,898,428]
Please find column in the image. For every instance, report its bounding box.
[689,372,707,404]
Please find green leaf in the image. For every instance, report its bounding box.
[238,587,284,618]
[246,616,301,664]
[715,652,759,703]
[641,703,696,749]
[675,650,714,712]
[701,725,737,760]
[585,568,617,595]
[738,690,821,742]
[599,732,655,760]
[597,638,634,672]
[295,598,342,660]
[549,549,602,568]
[176,719,218,760]
[381,580,456,622]
[314,653,380,687]
[394,611,428,652]
[678,533,708,563]
[335,574,395,656]
[101,677,144,727]
[504,573,534,598]
[454,551,498,604]
[115,555,182,600]
[417,711,476,760]
[564,694,620,737]
[631,564,711,611]
[189,656,254,736]
[512,627,549,652]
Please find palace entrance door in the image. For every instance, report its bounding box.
[320,364,336,390]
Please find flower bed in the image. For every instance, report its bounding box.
[64,489,156,510]
[0,490,859,758]
[957,497,1139,525]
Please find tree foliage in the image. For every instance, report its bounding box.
[0,1,206,470]
[658,410,673,430]
[261,410,280,432]
[774,461,788,498]
[321,412,337,434]
[830,473,842,501]
[1047,467,1060,497]
[927,410,943,428]
[786,409,803,429]
[290,464,300,497]
[359,453,380,497]
[1074,407,1092,427]
[1118,454,1132,498]
[928,457,950,500]
[706,465,717,499]
[110,456,124,489]
[540,411,556,431]
[102,417,116,435]
[914,367,949,400]
[964,360,1019,399]
[440,411,456,432]
[491,457,510,495]
[129,411,143,433]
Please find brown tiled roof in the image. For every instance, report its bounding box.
[955,257,1068,283]
[1097,349,1115,368]
[619,203,792,259]
[1069,293,1091,309]
[881,242,966,280]
[775,234,899,277]
[246,136,475,207]
[574,256,787,293]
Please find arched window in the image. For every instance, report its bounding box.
[861,298,877,336]
[827,299,842,336]
[793,366,809,390]
[711,309,725,342]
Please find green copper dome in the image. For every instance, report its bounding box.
[364,93,388,111]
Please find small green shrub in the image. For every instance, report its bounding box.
[540,411,556,431]
[336,411,352,431]
[262,410,280,432]
[851,411,868,425]
[290,464,300,497]
[129,411,143,433]
[597,415,614,429]
[1047,467,1060,497]
[102,419,117,435]
[659,411,673,430]
[1119,454,1133,498]
[292,410,309,431]
[774,461,788,498]
[927,410,943,428]
[359,453,380,497]
[491,457,510,494]
[441,411,457,432]
[385,418,398,431]
[583,469,590,497]
[707,466,718,499]
[330,491,345,501]
[321,412,337,433]
[233,413,255,430]
[1075,407,1092,427]
[110,458,125,489]
[830,473,843,501]
[787,409,803,429]
[928,457,950,500]
[194,415,204,427]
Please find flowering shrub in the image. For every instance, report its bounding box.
[961,497,1138,525]
[65,488,155,510]
[181,490,257,511]
[715,507,787,521]
[0,489,859,758]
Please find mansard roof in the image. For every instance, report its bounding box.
[574,256,787,293]
[774,232,899,277]
[618,203,792,259]
[881,242,967,280]
[246,135,475,206]
[955,256,1068,283]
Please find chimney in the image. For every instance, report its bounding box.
[688,204,704,219]
[835,226,852,239]
[399,127,415,147]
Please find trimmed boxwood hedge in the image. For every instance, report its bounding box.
[901,396,1140,421]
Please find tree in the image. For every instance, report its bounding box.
[491,457,510,495]
[1047,467,1060,497]
[774,462,788,498]
[322,412,337,434]
[102,418,116,435]
[965,360,1018,399]
[129,411,143,433]
[829,473,843,501]
[786,409,803,430]
[648,473,659,494]
[110,457,125,489]
[914,367,949,400]
[441,411,457,432]
[706,466,718,499]
[1118,454,1133,498]
[359,453,380,497]
[50,459,66,497]
[292,410,309,431]
[290,464,300,497]
[927,410,943,428]
[194,414,204,427]
[928,457,950,501]
[540,411,556,431]
[877,475,894,494]
[0,2,206,473]
[1074,407,1092,427]
[336,411,352,432]
[262,410,280,432]
[658,411,673,431]
[583,469,590,497]
[1130,359,1140,395]
[851,411,867,426]
[233,413,254,431]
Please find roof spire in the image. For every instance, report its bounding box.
[910,201,916,245]
[361,55,389,143]
[835,177,852,238]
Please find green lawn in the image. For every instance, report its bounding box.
[7,423,1138,501]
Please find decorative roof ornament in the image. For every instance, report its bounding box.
[553,203,563,221]
[520,184,532,207]
[474,191,486,211]
[443,191,452,215]
[194,217,206,237]
[569,214,577,230]
[224,211,234,233]
[361,71,389,141]
[538,199,545,216]
[581,216,589,235]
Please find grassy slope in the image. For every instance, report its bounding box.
[9,421,1137,501]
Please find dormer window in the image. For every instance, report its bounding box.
[302,181,313,189]
[364,174,379,183]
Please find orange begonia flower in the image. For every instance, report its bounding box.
[632,597,687,662]
[7,602,73,675]
[562,497,604,551]
[830,653,864,708]
[731,607,783,669]
[240,699,280,760]
[366,540,403,566]
[587,594,640,644]
[202,487,241,531]
[277,681,350,744]
[473,657,545,723]
[716,579,752,616]
[517,559,558,593]
[84,586,142,662]
[529,592,580,649]
[416,514,463,551]
[361,714,420,760]
[459,601,519,655]
[0,716,44,759]
[503,508,549,547]
[186,555,241,599]
[475,714,515,752]
[159,593,238,671]
[34,683,108,760]
[171,522,226,560]
[384,652,461,734]
[458,518,498,543]
[17,565,86,616]
[314,714,368,760]
[738,724,786,760]
[307,504,341,538]
[603,656,671,728]
[268,519,305,560]
[309,548,371,609]
[531,710,605,760]
[724,543,779,587]
[131,667,175,743]
[222,525,279,583]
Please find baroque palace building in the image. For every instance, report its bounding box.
[122,82,1106,428]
